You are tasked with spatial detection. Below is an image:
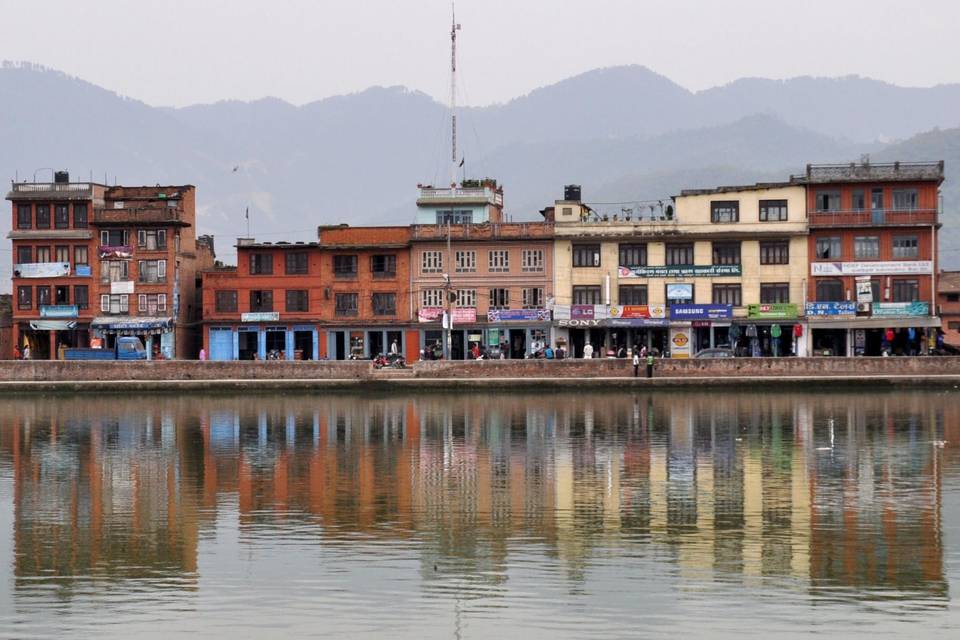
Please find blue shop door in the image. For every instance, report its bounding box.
[210,328,234,361]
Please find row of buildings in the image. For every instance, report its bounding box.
[5,160,950,360]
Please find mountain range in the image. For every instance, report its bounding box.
[1,61,959,287]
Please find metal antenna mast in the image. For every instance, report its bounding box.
[450,3,461,188]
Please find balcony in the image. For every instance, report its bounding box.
[416,186,503,207]
[808,208,939,227]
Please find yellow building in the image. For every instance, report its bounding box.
[548,182,809,357]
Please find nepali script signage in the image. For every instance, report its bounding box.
[487,309,551,322]
[871,302,930,317]
[747,303,799,319]
[418,308,477,323]
[14,262,70,278]
[811,261,933,276]
[609,305,666,319]
[669,304,733,321]
[805,302,856,317]
[241,312,280,322]
[619,265,742,278]
[40,305,79,319]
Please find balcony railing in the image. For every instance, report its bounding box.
[417,186,503,206]
[808,208,938,227]
[10,182,95,194]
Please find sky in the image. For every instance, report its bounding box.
[0,0,958,108]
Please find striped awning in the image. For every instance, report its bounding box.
[29,320,77,331]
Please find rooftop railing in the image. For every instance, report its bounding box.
[412,222,554,240]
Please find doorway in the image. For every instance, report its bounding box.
[238,330,258,360]
[509,329,526,359]
[294,330,313,360]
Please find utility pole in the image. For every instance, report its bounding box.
[450,3,461,188]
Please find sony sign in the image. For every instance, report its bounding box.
[557,319,601,327]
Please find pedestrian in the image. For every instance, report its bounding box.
[582,342,594,359]
[632,351,640,377]
[390,339,399,356]
[640,345,647,358]
[646,351,654,378]
[22,344,31,360]
[544,344,554,359]
[199,348,207,361]
[470,342,481,360]
[555,344,565,360]
[14,345,21,360]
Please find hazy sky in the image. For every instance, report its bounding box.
[1,0,958,107]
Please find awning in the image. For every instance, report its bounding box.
[29,320,77,331]
[807,317,942,329]
[91,316,174,334]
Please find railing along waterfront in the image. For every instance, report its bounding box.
[808,208,939,227]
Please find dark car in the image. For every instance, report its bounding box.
[694,348,736,359]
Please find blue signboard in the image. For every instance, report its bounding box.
[805,302,857,317]
[75,265,92,277]
[487,309,551,322]
[39,305,79,319]
[669,304,733,320]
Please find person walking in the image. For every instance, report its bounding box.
[199,348,207,361]
[632,351,640,377]
[390,339,399,356]
[582,342,594,359]
[23,344,31,360]
[645,351,654,378]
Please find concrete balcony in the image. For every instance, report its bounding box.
[808,208,939,227]
[416,186,502,207]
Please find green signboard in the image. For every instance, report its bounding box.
[620,265,742,278]
[871,302,929,317]
[747,303,798,319]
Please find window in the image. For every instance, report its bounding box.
[815,191,841,212]
[372,293,396,316]
[33,286,50,307]
[522,287,544,309]
[892,279,920,302]
[871,188,884,210]
[54,204,69,229]
[137,229,167,250]
[815,237,842,260]
[760,241,790,265]
[436,209,473,225]
[948,294,960,303]
[619,244,647,267]
[572,286,602,305]
[950,322,960,330]
[74,246,89,267]
[285,252,309,275]
[249,290,273,312]
[455,289,477,307]
[522,249,544,272]
[759,200,788,222]
[335,293,358,317]
[17,204,32,229]
[712,242,741,265]
[665,243,695,266]
[712,284,741,306]
[488,250,510,272]
[35,204,50,229]
[371,254,397,278]
[249,253,273,275]
[489,288,510,309]
[851,190,865,211]
[285,290,309,312]
[35,246,52,263]
[854,236,880,259]
[816,279,845,302]
[55,245,69,264]
[74,285,88,310]
[455,250,476,273]
[100,260,129,282]
[55,285,70,305]
[16,247,31,264]
[73,204,87,228]
[138,259,167,283]
[421,289,443,308]
[138,293,167,315]
[333,255,358,278]
[421,251,443,273]
[870,279,882,303]
[619,285,648,305]
[893,189,918,210]
[892,235,919,258]
[573,244,601,268]
[17,286,32,310]
[100,294,129,314]
[215,290,238,312]
[710,200,739,223]
[100,230,127,247]
[760,283,790,304]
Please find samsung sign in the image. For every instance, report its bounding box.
[669,304,733,320]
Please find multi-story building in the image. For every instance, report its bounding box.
[549,182,809,357]
[411,181,553,359]
[7,175,206,359]
[937,271,960,349]
[796,161,942,356]
[201,225,416,361]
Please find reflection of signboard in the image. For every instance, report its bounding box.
[811,261,933,276]
[40,305,79,318]
[14,262,70,278]
[669,304,732,320]
[666,283,693,300]
[670,327,691,359]
[111,280,135,294]
[747,303,798,319]
[805,302,856,317]
[872,302,930,317]
[620,265,742,277]
[487,309,550,322]
[241,312,280,322]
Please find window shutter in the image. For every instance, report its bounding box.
[159,294,167,311]
[158,230,166,247]
[138,230,146,247]
[158,260,166,279]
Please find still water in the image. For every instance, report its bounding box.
[0,389,958,639]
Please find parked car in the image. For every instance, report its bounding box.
[694,348,736,359]
[64,337,147,361]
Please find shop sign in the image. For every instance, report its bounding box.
[14,262,70,278]
[871,302,930,317]
[856,279,874,303]
[669,304,733,320]
[453,308,477,323]
[805,302,856,317]
[241,312,280,322]
[571,305,595,319]
[666,283,693,300]
[620,265,742,278]
[75,265,92,277]
[99,245,133,259]
[487,308,550,322]
[607,318,670,327]
[111,280,135,295]
[40,305,79,319]
[747,303,798,319]
[811,261,933,276]
[608,305,666,319]
[557,319,601,327]
[418,307,443,322]
[670,327,691,359]
[468,333,483,342]
[553,304,571,320]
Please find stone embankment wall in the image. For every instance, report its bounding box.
[2,357,960,382]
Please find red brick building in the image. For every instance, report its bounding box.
[798,161,942,355]
[937,271,960,349]
[201,225,418,361]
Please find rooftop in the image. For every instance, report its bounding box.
[939,271,960,294]
[792,161,945,184]
[6,181,104,201]
[678,181,797,197]
[412,221,554,241]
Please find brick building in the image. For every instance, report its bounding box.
[0,294,11,359]
[797,161,942,356]
[201,225,417,361]
[937,270,960,348]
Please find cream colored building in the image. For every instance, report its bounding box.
[549,182,809,357]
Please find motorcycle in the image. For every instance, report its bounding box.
[373,353,406,370]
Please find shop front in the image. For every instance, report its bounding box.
[91,315,174,359]
[668,304,733,357]
[554,304,669,357]
[806,301,939,356]
[209,313,321,361]
[17,304,89,359]
[417,307,550,359]
[744,304,806,357]
[326,327,407,360]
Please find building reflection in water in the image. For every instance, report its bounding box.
[0,390,950,603]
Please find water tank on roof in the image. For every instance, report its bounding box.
[564,184,581,202]
[54,171,69,183]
